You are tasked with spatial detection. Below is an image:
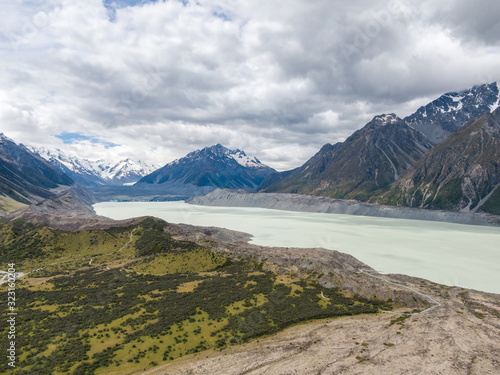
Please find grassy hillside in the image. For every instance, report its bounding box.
[0,218,391,374]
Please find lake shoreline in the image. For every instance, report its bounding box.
[93,201,500,294]
[187,189,500,227]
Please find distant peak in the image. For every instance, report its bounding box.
[177,144,271,170]
[197,144,229,155]
[442,81,498,98]
[377,113,399,123]
[0,132,15,143]
[211,143,227,150]
[366,113,400,129]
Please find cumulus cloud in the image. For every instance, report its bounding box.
[0,0,499,170]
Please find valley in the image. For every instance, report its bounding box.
[2,207,498,374]
[3,2,500,373]
[1,81,499,374]
[93,200,500,294]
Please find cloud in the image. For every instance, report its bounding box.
[0,0,499,170]
[431,0,500,46]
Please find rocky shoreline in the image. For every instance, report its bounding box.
[187,189,500,227]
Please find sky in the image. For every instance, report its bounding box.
[1,0,499,170]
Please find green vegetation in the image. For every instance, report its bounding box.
[389,314,411,326]
[430,177,463,210]
[133,218,199,256]
[481,185,500,215]
[0,218,392,374]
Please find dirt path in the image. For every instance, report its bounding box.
[358,268,441,315]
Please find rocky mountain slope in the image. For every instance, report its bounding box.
[28,146,158,186]
[137,144,276,195]
[262,115,433,200]
[405,82,500,143]
[258,143,341,191]
[0,134,73,211]
[378,107,500,214]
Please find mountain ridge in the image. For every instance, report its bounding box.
[261,114,434,200]
[28,146,159,186]
[260,82,500,211]
[137,144,276,194]
[404,82,500,143]
[377,107,500,214]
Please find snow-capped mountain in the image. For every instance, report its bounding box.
[96,158,160,186]
[28,147,159,186]
[405,82,500,143]
[137,144,276,192]
[262,82,500,203]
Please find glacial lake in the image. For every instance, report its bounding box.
[93,201,500,294]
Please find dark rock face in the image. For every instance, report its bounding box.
[137,144,276,193]
[258,143,342,191]
[380,108,500,214]
[405,82,500,143]
[0,134,73,204]
[262,115,433,200]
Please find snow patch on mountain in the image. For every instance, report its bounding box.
[489,83,500,113]
[28,146,159,186]
[163,144,269,170]
[447,94,465,102]
[0,133,16,144]
[228,150,264,169]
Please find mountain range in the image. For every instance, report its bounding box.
[406,82,500,143]
[261,114,434,200]
[378,107,500,214]
[1,82,500,216]
[260,82,500,214]
[28,147,159,186]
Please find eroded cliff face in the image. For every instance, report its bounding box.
[187,189,500,227]
[380,108,500,214]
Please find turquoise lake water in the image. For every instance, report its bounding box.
[94,201,500,294]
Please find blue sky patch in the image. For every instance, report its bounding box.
[103,0,159,21]
[213,11,231,22]
[56,132,118,148]
[104,0,158,9]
